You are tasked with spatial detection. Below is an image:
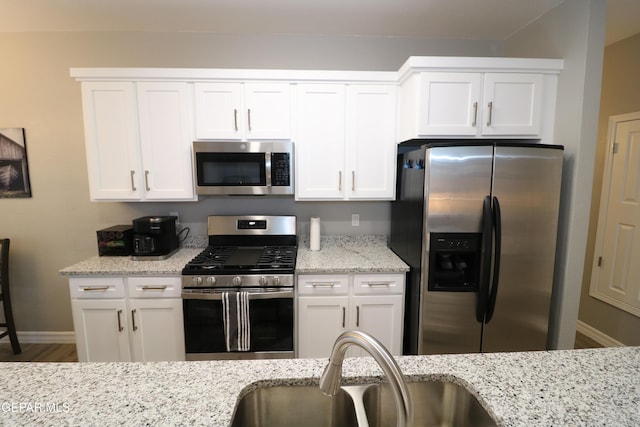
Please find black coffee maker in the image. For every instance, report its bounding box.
[132,216,179,260]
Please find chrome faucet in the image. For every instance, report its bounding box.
[319,330,414,427]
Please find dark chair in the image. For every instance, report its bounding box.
[0,239,21,354]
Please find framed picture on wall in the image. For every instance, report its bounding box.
[0,128,32,198]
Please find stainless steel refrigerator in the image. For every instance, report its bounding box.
[390,141,563,355]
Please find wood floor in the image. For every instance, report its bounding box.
[0,343,78,362]
[0,332,603,362]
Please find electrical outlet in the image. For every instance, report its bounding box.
[170,211,180,225]
[352,214,360,227]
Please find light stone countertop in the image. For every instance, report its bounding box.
[59,235,409,276]
[0,346,637,426]
[296,235,409,273]
[59,248,203,276]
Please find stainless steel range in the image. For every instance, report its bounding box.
[181,215,297,360]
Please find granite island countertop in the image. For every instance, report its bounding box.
[0,347,637,426]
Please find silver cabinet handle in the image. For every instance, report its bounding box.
[338,171,342,192]
[356,306,360,327]
[141,285,168,291]
[144,170,150,191]
[486,101,493,126]
[81,286,109,292]
[472,101,478,127]
[364,282,392,287]
[342,307,346,328]
[247,109,252,131]
[130,170,136,191]
[131,309,138,331]
[352,171,355,192]
[234,108,238,131]
[311,282,337,288]
[117,309,124,332]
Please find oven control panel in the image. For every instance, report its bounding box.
[182,274,294,288]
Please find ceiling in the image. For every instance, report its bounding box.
[1,0,639,46]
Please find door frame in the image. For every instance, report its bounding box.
[589,111,640,317]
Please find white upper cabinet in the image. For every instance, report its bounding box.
[295,83,397,201]
[417,73,483,136]
[137,82,195,200]
[411,72,543,138]
[194,82,291,140]
[81,82,142,200]
[481,73,543,136]
[346,85,397,200]
[295,84,347,200]
[81,81,195,201]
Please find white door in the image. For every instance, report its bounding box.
[244,83,291,140]
[71,299,131,362]
[418,72,482,136]
[193,82,243,140]
[481,73,543,136]
[81,82,141,200]
[347,85,397,200]
[351,295,404,356]
[297,296,348,358]
[590,113,640,316]
[295,84,346,200]
[129,299,186,361]
[137,82,195,200]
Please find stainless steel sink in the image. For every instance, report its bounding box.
[231,380,496,427]
[362,380,497,427]
[230,385,358,427]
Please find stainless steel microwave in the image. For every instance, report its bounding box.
[193,141,294,195]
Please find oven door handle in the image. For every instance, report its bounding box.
[181,289,294,300]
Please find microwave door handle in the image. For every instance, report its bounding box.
[265,152,272,189]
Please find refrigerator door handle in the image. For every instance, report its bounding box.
[477,196,493,322]
[485,196,502,323]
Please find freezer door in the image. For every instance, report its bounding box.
[481,144,563,352]
[420,144,493,354]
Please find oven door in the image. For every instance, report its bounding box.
[182,288,294,360]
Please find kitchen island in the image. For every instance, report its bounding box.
[0,346,637,426]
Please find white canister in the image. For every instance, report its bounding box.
[310,217,321,251]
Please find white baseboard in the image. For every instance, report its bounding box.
[10,331,76,344]
[576,321,625,347]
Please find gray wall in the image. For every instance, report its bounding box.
[504,0,607,349]
[0,31,501,334]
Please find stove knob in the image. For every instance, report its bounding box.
[259,276,268,286]
[233,276,242,286]
[192,277,203,286]
[272,276,281,286]
[206,277,217,286]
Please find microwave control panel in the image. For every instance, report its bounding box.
[271,153,291,186]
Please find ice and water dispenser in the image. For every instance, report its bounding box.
[428,233,481,291]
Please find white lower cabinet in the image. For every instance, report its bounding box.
[296,273,404,358]
[69,276,185,362]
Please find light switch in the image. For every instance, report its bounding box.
[352,214,360,226]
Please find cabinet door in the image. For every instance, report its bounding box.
[347,85,397,200]
[137,82,196,200]
[351,294,404,356]
[418,73,482,136]
[481,73,543,136]
[297,296,348,358]
[81,82,141,200]
[71,299,131,362]
[244,83,291,140]
[295,84,346,200]
[194,82,243,140]
[129,298,185,362]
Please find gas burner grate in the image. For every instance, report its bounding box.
[256,246,296,268]
[185,246,235,270]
